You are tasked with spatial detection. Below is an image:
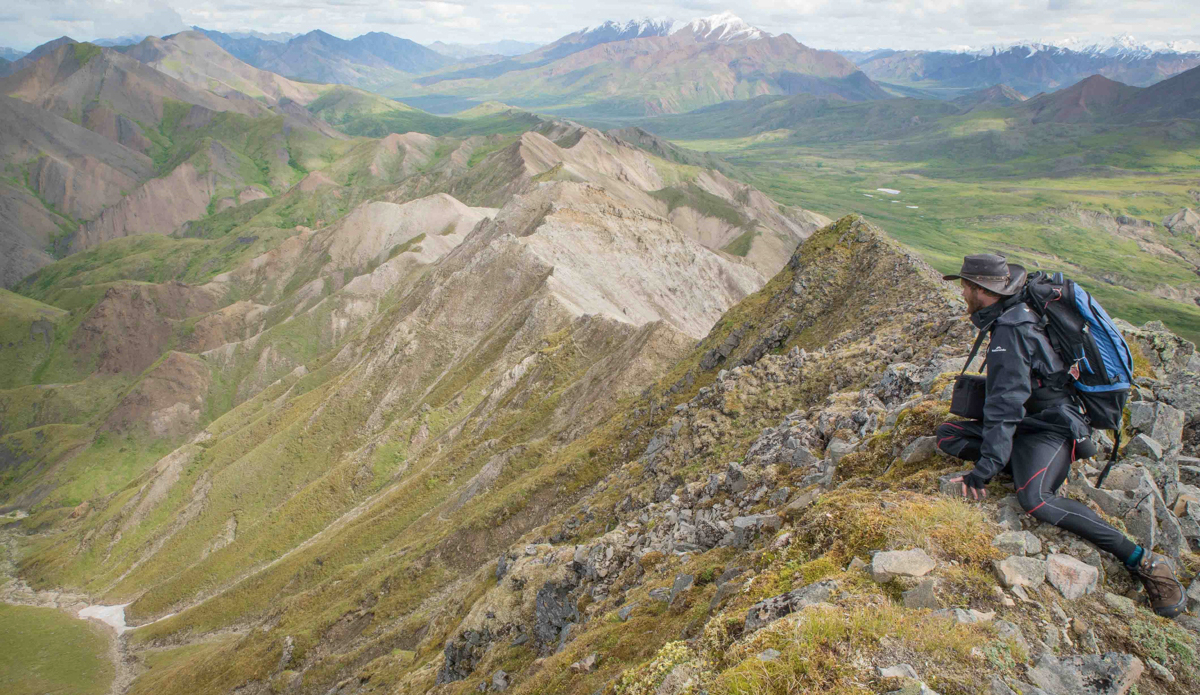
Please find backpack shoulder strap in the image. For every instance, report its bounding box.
[962,328,990,375]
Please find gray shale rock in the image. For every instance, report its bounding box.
[934,607,995,624]
[1046,554,1099,600]
[902,579,940,609]
[534,580,579,655]
[668,574,693,605]
[900,436,938,465]
[744,580,837,633]
[1124,434,1164,461]
[993,556,1046,589]
[993,530,1042,556]
[1127,401,1185,450]
[871,548,936,582]
[827,437,857,464]
[879,663,920,679]
[1027,652,1143,695]
[617,603,638,621]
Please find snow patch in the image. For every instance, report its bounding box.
[672,12,767,42]
[79,604,131,634]
[877,188,900,195]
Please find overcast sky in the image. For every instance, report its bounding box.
[2,0,1198,52]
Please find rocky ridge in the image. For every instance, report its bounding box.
[414,216,1200,694]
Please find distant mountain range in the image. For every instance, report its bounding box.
[425,40,543,59]
[408,13,887,117]
[196,27,453,86]
[635,64,1200,158]
[845,35,1200,96]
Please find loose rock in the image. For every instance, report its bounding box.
[902,579,940,609]
[1046,554,1099,600]
[1124,434,1163,461]
[871,548,936,582]
[993,530,1042,556]
[934,607,995,624]
[993,556,1046,589]
[744,580,837,633]
[1027,652,1143,695]
[900,436,938,465]
[879,663,919,679]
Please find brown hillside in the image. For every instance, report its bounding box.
[1020,74,1140,123]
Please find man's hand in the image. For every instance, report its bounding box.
[949,471,990,501]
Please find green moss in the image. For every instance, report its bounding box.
[1131,619,1197,667]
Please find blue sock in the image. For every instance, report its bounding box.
[1125,545,1145,568]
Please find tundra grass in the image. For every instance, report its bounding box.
[669,136,1200,341]
[0,604,113,695]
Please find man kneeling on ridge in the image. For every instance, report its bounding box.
[935,253,1187,618]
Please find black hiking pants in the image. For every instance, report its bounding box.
[936,419,1137,563]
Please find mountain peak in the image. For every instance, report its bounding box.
[673,11,767,42]
[580,18,675,40]
[963,34,1200,59]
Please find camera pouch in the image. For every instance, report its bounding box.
[950,374,987,420]
[951,327,991,421]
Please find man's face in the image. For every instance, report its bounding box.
[961,280,986,315]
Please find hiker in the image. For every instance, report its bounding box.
[935,254,1186,618]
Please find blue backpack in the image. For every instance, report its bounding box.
[1023,271,1134,486]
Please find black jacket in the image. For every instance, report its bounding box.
[971,296,1090,481]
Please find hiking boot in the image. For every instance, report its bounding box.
[1131,552,1187,618]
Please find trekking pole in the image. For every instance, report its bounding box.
[1094,430,1120,488]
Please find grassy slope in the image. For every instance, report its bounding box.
[627,99,1200,340]
[0,604,114,695]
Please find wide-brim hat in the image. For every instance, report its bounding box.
[943,254,1027,296]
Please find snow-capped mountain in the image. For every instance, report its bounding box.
[966,34,1200,59]
[671,12,769,42]
[579,19,676,42]
[850,32,1200,97]
[577,13,769,45]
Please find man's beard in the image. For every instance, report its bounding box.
[965,293,985,315]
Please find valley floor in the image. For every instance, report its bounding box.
[667,135,1200,342]
[0,530,118,694]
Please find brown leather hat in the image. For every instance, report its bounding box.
[943,254,1027,296]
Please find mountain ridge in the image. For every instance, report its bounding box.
[849,39,1200,97]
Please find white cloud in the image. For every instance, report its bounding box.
[2,1,186,48]
[0,0,1196,52]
